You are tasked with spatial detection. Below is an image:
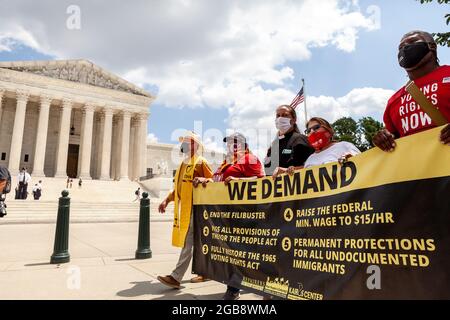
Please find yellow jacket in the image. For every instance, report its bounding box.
[168,155,213,247]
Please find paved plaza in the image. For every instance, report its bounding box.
[0,221,259,300]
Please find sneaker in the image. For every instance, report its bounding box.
[190,275,210,283]
[222,289,240,300]
[157,275,181,289]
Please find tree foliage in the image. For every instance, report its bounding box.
[332,116,383,152]
[418,0,450,47]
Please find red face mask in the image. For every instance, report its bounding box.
[308,130,332,151]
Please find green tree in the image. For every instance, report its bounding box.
[358,117,384,151]
[418,0,450,47]
[332,117,361,149]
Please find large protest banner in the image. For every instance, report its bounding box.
[192,127,450,299]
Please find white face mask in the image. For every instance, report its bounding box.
[275,117,292,133]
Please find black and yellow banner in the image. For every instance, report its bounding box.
[192,127,450,299]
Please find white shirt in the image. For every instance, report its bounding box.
[304,142,361,168]
[17,172,31,184]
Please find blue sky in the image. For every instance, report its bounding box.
[0,0,448,151]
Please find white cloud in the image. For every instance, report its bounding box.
[0,0,387,158]
[147,133,159,143]
[0,25,42,52]
[226,87,394,160]
[0,0,379,105]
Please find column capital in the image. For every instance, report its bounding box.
[131,118,140,127]
[40,94,54,106]
[61,98,73,109]
[134,113,149,121]
[16,90,30,102]
[102,107,114,116]
[121,110,133,118]
[83,103,96,113]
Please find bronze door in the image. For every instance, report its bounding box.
[66,144,79,178]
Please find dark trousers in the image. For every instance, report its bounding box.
[18,182,28,199]
[227,285,240,294]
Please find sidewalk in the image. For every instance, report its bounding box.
[0,221,259,300]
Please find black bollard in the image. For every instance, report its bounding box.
[50,190,71,264]
[135,192,152,259]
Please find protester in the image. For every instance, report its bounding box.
[265,104,314,178]
[303,117,360,168]
[133,187,141,202]
[157,131,213,289]
[373,30,450,151]
[17,167,31,200]
[0,165,11,217]
[192,132,265,300]
[32,183,42,200]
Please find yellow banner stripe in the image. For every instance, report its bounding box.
[194,126,450,205]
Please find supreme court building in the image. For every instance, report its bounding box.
[0,60,153,180]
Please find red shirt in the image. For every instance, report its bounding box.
[384,65,450,137]
[213,153,265,182]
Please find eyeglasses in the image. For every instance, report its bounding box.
[305,124,321,134]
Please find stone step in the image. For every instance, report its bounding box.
[0,197,174,225]
[0,216,173,225]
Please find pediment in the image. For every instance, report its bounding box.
[0,59,152,98]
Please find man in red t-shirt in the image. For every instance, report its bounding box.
[193,132,264,300]
[373,30,450,151]
[193,132,265,187]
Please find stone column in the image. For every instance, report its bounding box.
[77,103,95,179]
[129,120,137,180]
[54,99,73,178]
[132,113,148,181]
[99,107,113,180]
[119,111,131,180]
[0,89,5,129]
[111,117,119,180]
[139,113,149,179]
[132,116,142,181]
[32,95,53,177]
[8,90,30,173]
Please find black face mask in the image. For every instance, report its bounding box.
[398,42,430,69]
[180,142,190,154]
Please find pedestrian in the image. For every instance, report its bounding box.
[78,178,82,189]
[373,30,450,151]
[133,187,141,202]
[157,131,214,290]
[32,183,42,200]
[17,167,31,200]
[0,165,11,217]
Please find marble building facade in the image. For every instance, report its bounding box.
[0,59,153,180]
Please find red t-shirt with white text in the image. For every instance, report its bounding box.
[383,65,450,137]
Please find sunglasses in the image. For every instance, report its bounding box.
[305,124,322,134]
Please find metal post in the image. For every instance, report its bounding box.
[302,78,308,123]
[135,192,152,259]
[50,190,71,264]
